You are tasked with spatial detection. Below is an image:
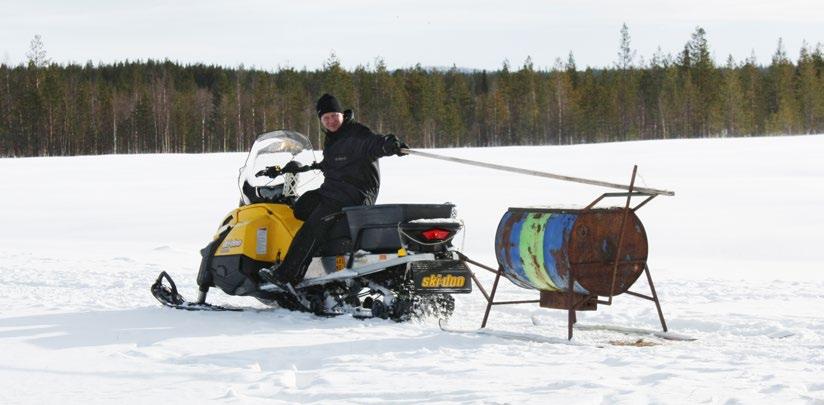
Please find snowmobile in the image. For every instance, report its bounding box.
[151,130,472,320]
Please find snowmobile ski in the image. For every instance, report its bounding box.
[530,315,697,341]
[151,271,242,312]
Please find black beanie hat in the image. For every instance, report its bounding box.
[316,93,342,118]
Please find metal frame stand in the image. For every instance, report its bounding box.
[457,165,669,340]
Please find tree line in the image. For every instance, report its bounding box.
[1,26,823,157]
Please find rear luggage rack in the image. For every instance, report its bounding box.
[342,203,456,268]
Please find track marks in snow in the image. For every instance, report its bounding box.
[1,249,824,403]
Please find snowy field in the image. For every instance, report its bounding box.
[1,135,823,404]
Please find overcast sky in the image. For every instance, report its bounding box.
[2,0,823,71]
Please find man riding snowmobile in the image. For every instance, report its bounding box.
[151,94,472,319]
[258,93,409,294]
[151,125,471,319]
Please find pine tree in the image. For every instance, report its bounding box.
[0,64,9,156]
[320,52,356,110]
[549,58,574,144]
[687,27,719,136]
[386,68,413,144]
[485,63,512,146]
[575,68,602,142]
[720,55,744,136]
[443,65,472,146]
[641,47,672,139]
[766,38,801,134]
[814,44,824,132]
[512,57,539,144]
[738,52,763,135]
[616,23,639,140]
[797,42,823,133]
[474,70,492,146]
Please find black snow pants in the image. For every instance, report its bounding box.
[275,190,344,284]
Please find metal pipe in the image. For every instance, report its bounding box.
[470,272,491,302]
[623,290,655,301]
[401,148,675,196]
[457,252,500,275]
[568,267,575,340]
[607,165,637,305]
[644,264,669,332]
[492,300,541,305]
[481,267,503,328]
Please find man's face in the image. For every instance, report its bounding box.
[321,112,344,132]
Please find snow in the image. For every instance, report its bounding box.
[407,217,463,224]
[1,135,823,403]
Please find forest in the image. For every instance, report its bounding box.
[1,26,823,157]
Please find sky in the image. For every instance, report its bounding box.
[2,0,824,71]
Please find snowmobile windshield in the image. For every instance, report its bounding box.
[237,130,314,201]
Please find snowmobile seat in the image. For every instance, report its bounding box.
[343,204,456,253]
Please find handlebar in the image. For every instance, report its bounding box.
[255,165,282,178]
[255,161,321,178]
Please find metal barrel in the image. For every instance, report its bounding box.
[494,207,648,296]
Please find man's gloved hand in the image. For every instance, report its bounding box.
[281,160,323,174]
[383,134,409,157]
[281,160,305,174]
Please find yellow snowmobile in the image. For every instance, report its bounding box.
[151,130,471,320]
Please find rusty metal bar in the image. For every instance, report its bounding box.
[457,252,500,275]
[470,272,490,302]
[492,300,541,305]
[458,252,544,327]
[644,264,668,332]
[600,192,652,198]
[481,266,503,328]
[584,194,607,211]
[606,166,637,305]
[402,148,675,196]
[585,192,654,210]
[568,267,576,340]
[632,194,657,212]
[623,290,655,301]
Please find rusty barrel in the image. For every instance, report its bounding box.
[494,207,648,296]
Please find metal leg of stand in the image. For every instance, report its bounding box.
[645,264,668,332]
[567,269,575,340]
[481,267,503,328]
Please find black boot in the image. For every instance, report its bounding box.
[258,266,309,311]
[258,265,287,287]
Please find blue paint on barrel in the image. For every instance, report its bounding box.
[542,213,584,292]
[494,211,533,290]
[496,210,581,292]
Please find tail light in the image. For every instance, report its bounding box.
[421,228,452,241]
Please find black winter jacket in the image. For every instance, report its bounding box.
[316,110,397,206]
